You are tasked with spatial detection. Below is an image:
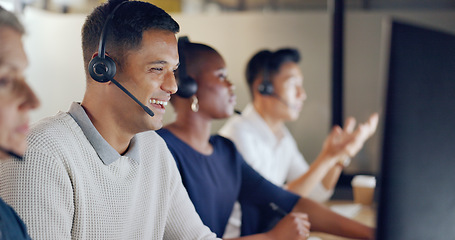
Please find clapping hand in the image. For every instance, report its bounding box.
[321,113,379,165]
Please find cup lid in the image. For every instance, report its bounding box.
[351,175,376,187]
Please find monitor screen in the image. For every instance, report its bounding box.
[376,20,455,239]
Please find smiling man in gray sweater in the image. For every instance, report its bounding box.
[0,0,218,239]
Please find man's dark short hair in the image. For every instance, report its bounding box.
[245,48,300,98]
[81,0,180,78]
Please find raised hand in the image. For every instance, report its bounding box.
[343,113,378,157]
[321,113,379,165]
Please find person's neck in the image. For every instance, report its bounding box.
[165,110,213,155]
[81,100,134,155]
[253,101,285,140]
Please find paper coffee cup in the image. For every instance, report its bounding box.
[351,175,376,205]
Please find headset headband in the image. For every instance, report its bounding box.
[98,1,128,59]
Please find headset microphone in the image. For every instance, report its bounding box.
[88,1,154,117]
[109,77,155,117]
[0,146,23,160]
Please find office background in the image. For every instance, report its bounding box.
[2,0,455,175]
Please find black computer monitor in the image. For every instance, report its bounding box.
[376,20,455,239]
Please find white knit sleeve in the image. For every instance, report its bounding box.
[0,143,74,240]
[162,151,220,240]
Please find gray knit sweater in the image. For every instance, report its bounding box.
[0,106,218,240]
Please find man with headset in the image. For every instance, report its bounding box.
[0,0,219,239]
[219,48,378,237]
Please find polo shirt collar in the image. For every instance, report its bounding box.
[242,103,279,145]
[68,102,140,165]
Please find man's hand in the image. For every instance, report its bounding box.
[321,113,379,165]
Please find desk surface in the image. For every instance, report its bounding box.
[309,200,376,240]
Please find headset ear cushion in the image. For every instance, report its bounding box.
[258,81,274,95]
[88,55,117,83]
[176,76,198,98]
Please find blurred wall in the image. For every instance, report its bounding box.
[21,8,455,174]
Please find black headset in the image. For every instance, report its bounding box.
[176,36,198,98]
[257,55,274,95]
[87,2,126,83]
[87,1,154,117]
[257,52,293,108]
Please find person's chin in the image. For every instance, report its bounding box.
[223,109,234,119]
[287,108,301,120]
[148,119,163,131]
[213,111,231,120]
[283,113,299,122]
[290,114,300,121]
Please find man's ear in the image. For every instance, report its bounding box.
[92,52,114,61]
[91,52,99,59]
